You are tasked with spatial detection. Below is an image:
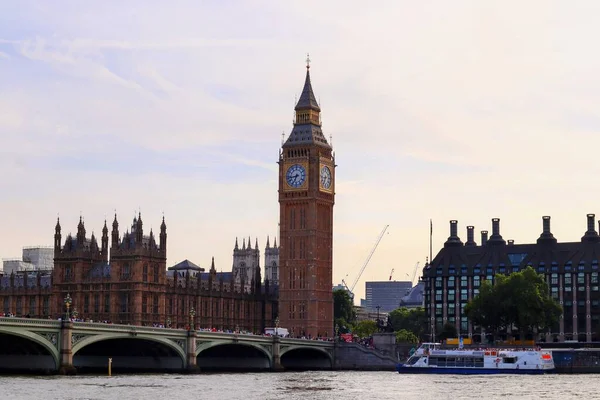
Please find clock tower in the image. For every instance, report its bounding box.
[278,58,335,338]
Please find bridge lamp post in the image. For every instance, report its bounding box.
[275,316,280,337]
[166,318,171,329]
[72,308,79,320]
[235,324,239,334]
[189,307,196,331]
[64,293,72,321]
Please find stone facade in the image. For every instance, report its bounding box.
[264,236,279,286]
[0,214,277,334]
[232,237,260,291]
[278,63,335,338]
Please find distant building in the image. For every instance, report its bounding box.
[264,237,279,286]
[2,246,54,274]
[232,237,260,291]
[365,280,413,312]
[399,280,424,309]
[231,236,279,290]
[355,305,388,322]
[424,215,600,343]
[332,283,347,292]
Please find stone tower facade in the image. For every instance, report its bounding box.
[278,60,335,337]
[52,213,167,326]
[264,236,279,286]
[232,237,260,291]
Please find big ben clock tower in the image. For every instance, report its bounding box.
[278,56,335,338]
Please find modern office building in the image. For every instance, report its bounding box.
[423,215,600,343]
[365,280,412,312]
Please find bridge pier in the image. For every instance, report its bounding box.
[186,330,199,373]
[59,320,76,375]
[272,335,284,371]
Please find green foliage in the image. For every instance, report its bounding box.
[334,317,352,334]
[437,323,458,342]
[465,266,562,340]
[395,329,419,343]
[388,307,428,340]
[333,289,356,325]
[353,320,377,338]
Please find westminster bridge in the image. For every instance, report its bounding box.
[0,318,335,373]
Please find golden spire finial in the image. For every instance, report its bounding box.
[306,53,311,69]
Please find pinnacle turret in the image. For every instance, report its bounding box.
[283,57,330,148]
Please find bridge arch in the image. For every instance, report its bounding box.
[280,345,333,370]
[0,327,59,370]
[72,334,187,371]
[196,340,272,370]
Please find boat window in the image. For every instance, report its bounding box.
[474,357,484,367]
[503,357,517,364]
[429,357,438,366]
[406,356,421,365]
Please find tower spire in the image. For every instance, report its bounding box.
[283,57,330,148]
[294,58,320,113]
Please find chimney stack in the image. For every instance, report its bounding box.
[488,218,506,245]
[444,220,463,247]
[450,220,458,237]
[543,216,551,234]
[537,215,557,244]
[582,213,600,242]
[492,218,500,237]
[481,231,488,246]
[465,226,476,246]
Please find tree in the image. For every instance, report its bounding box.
[395,329,419,343]
[464,277,509,342]
[353,320,377,338]
[465,266,562,342]
[507,267,561,340]
[333,289,356,334]
[437,323,458,342]
[388,307,428,340]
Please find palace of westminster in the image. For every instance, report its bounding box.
[5,60,599,343]
[0,60,335,338]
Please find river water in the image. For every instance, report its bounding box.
[0,372,598,400]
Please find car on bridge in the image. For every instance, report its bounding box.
[264,327,289,337]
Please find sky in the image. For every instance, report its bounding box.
[2,1,600,303]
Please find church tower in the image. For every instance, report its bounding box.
[278,57,335,337]
[264,236,279,286]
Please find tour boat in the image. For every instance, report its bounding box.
[397,343,555,374]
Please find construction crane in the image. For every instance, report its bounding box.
[344,225,389,299]
[389,268,395,281]
[410,261,420,286]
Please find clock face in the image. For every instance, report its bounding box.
[286,164,306,188]
[320,165,332,189]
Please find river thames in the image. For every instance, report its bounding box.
[1,371,599,400]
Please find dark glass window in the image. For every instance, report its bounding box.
[508,253,527,265]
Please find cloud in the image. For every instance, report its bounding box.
[2,1,600,302]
